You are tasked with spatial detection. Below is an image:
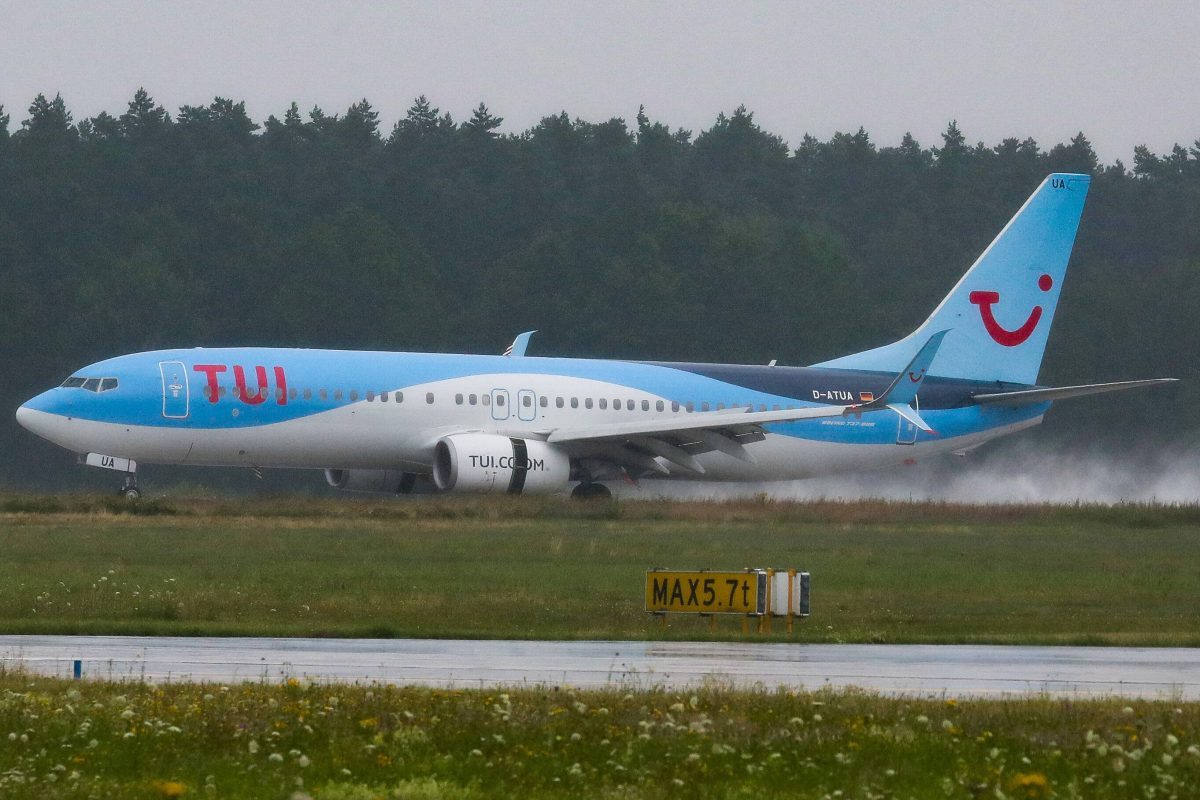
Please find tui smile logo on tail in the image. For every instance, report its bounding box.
[969,274,1054,347]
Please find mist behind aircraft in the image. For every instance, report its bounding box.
[637,441,1200,505]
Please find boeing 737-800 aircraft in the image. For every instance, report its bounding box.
[16,173,1175,499]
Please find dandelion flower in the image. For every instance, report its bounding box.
[153,780,187,798]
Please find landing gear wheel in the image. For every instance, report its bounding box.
[571,482,612,500]
[120,476,140,501]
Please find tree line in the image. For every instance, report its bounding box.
[1,90,1197,487]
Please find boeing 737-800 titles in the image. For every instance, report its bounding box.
[16,174,1175,499]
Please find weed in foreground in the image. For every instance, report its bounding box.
[0,670,1198,798]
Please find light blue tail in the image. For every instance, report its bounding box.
[814,173,1091,385]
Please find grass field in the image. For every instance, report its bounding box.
[1,493,1199,645]
[1,669,1198,799]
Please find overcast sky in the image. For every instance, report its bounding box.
[1,1,1197,164]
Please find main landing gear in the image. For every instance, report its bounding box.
[571,482,612,500]
[119,474,140,501]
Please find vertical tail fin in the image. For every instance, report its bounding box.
[813,173,1091,385]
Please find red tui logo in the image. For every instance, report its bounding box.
[969,274,1054,347]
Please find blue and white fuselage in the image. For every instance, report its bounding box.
[14,174,1175,497]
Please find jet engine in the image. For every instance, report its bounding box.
[324,468,419,494]
[433,433,571,494]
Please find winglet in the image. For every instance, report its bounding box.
[846,330,947,433]
[503,331,537,357]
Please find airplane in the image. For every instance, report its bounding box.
[16,173,1176,500]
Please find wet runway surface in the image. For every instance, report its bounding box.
[2,635,1197,698]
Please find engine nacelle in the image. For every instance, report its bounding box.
[324,468,418,494]
[433,433,571,494]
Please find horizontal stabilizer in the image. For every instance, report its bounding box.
[973,378,1178,406]
[888,403,935,433]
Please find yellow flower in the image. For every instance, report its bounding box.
[152,780,187,798]
[359,717,378,729]
[1008,772,1050,799]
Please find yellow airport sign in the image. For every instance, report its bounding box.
[645,570,766,615]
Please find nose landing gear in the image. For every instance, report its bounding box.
[119,474,141,501]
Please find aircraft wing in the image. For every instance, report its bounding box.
[973,378,1178,406]
[542,404,853,475]
[542,332,948,476]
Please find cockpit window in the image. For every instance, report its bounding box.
[61,376,119,392]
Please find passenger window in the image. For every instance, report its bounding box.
[396,391,403,403]
[482,394,491,406]
[571,398,579,409]
[656,400,664,411]
[277,388,286,402]
[627,399,635,410]
[303,388,312,400]
[717,403,725,410]
[701,402,710,412]
[351,390,360,401]
[584,398,593,409]
[319,389,328,400]
[642,400,650,411]
[469,394,477,405]
[539,396,547,408]
[366,391,375,401]
[426,392,434,404]
[495,394,505,406]
[334,390,343,401]
[219,386,228,398]
[556,397,564,408]
[686,402,694,412]
[455,393,464,405]
[523,395,532,408]
[759,404,767,412]
[380,391,388,402]
[289,388,298,400]
[671,401,680,412]
[599,399,607,410]
[772,404,780,411]
[232,385,242,399]
[204,385,215,400]
[99,378,119,392]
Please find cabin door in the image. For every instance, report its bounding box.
[159,361,190,419]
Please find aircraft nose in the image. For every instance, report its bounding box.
[15,392,65,441]
[15,402,33,431]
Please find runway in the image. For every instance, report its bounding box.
[3,635,1198,698]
